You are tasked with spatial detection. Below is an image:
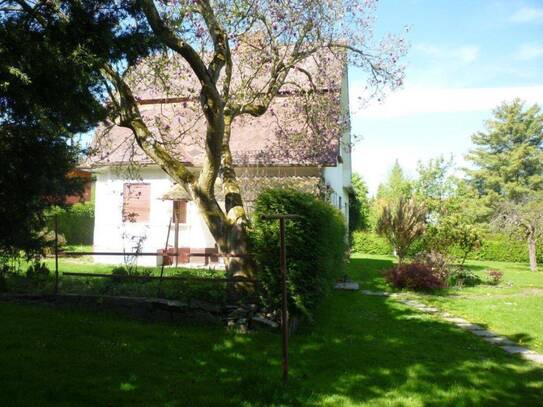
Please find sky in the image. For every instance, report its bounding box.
[348,0,543,195]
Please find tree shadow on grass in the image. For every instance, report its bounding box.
[1,257,543,406]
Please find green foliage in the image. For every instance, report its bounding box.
[0,125,82,260]
[250,188,347,320]
[448,268,482,287]
[348,173,371,232]
[0,1,156,260]
[48,203,95,245]
[376,197,427,263]
[453,234,543,263]
[351,231,392,255]
[466,99,543,202]
[375,160,413,205]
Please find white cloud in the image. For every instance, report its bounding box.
[457,46,480,64]
[510,6,543,23]
[414,43,479,64]
[516,43,543,60]
[350,85,543,118]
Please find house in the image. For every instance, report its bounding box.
[85,53,352,266]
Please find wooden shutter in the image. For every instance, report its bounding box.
[173,200,187,224]
[123,183,150,223]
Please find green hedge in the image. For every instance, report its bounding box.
[351,231,392,256]
[451,234,543,263]
[352,231,543,263]
[48,203,94,245]
[250,188,347,320]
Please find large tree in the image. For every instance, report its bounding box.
[493,192,543,272]
[466,99,543,202]
[3,0,407,278]
[0,1,138,259]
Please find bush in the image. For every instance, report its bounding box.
[384,263,447,291]
[250,188,347,320]
[351,231,392,255]
[25,262,50,282]
[448,267,482,287]
[48,203,94,245]
[486,269,503,285]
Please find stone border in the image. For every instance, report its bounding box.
[360,290,543,365]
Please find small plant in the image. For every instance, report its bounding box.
[25,262,51,282]
[448,267,482,287]
[383,263,446,291]
[486,269,503,285]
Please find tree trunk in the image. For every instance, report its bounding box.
[528,235,538,272]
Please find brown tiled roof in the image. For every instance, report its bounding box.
[86,51,346,169]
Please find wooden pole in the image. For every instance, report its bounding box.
[261,213,301,384]
[174,204,179,268]
[54,215,59,294]
[158,217,172,296]
[279,217,288,384]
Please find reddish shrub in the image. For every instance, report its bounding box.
[384,263,447,291]
[486,269,503,285]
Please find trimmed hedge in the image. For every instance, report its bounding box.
[250,188,347,320]
[351,231,392,256]
[451,234,543,263]
[48,203,94,245]
[352,230,543,263]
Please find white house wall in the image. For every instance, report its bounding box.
[93,167,215,266]
[323,65,352,227]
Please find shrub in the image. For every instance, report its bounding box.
[48,203,94,245]
[486,269,503,285]
[383,263,447,291]
[250,188,347,320]
[448,267,482,287]
[351,231,392,255]
[25,262,50,282]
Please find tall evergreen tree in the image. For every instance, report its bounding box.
[466,99,543,201]
[376,160,413,205]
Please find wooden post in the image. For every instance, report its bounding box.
[261,214,301,384]
[54,215,59,294]
[158,217,172,296]
[174,207,179,268]
[279,217,288,384]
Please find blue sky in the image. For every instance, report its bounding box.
[349,0,543,195]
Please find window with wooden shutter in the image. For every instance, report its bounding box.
[173,200,187,224]
[122,183,150,223]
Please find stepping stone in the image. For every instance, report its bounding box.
[418,307,439,313]
[455,323,484,331]
[360,290,389,296]
[501,345,534,355]
[443,317,470,324]
[470,329,497,337]
[334,282,359,291]
[522,353,543,364]
[483,336,515,346]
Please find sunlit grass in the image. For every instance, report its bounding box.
[1,256,542,405]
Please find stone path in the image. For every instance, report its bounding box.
[360,290,543,365]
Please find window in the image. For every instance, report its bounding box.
[173,200,188,224]
[339,196,342,210]
[122,183,150,223]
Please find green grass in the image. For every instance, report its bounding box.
[353,253,543,353]
[1,256,542,405]
[7,254,227,304]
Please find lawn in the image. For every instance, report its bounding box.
[6,252,228,304]
[352,254,543,353]
[1,256,542,406]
